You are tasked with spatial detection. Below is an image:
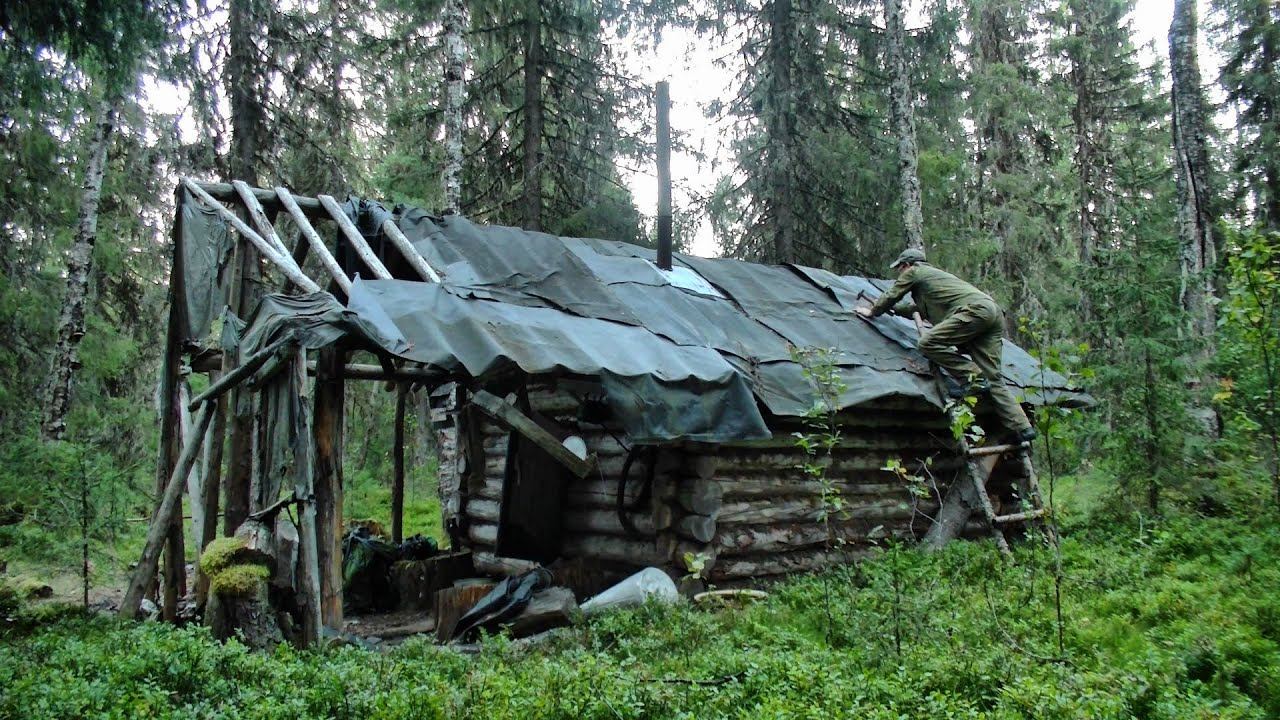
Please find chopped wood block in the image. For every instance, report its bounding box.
[435,582,496,643]
[506,587,578,638]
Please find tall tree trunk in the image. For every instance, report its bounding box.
[521,0,544,231]
[223,0,266,535]
[442,0,466,215]
[884,0,925,251]
[766,0,797,263]
[42,100,116,441]
[1170,0,1218,391]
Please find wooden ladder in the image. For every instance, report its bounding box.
[910,314,1054,555]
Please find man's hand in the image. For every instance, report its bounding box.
[855,306,873,319]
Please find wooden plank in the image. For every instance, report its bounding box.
[181,178,320,293]
[381,218,441,282]
[317,194,392,280]
[276,187,351,294]
[120,403,216,619]
[469,390,594,478]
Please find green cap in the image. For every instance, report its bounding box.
[889,247,925,270]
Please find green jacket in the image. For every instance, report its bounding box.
[868,263,994,324]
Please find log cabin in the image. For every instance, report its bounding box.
[124,180,1088,646]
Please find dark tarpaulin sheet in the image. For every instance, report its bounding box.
[174,187,234,343]
[219,199,1088,443]
[346,279,771,442]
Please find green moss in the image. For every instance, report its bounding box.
[199,537,247,577]
[208,564,269,598]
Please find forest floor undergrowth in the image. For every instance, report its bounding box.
[3,475,1280,719]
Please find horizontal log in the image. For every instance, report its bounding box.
[468,522,497,546]
[468,498,500,523]
[708,452,962,473]
[195,180,323,213]
[472,552,541,577]
[676,514,716,543]
[717,492,930,524]
[561,534,662,565]
[306,362,436,382]
[713,510,926,557]
[719,478,934,503]
[563,508,655,537]
[187,338,290,411]
[710,547,874,581]
[676,480,722,515]
[726,431,955,452]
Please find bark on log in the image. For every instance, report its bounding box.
[718,478,934,502]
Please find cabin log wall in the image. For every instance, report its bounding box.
[450,386,1032,584]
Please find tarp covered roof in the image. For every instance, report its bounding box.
[209,200,1088,444]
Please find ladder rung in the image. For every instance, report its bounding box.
[993,508,1046,524]
[967,442,1029,458]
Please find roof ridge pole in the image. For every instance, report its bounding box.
[275,187,353,294]
[381,218,442,282]
[317,194,393,280]
[656,80,673,271]
[180,178,321,293]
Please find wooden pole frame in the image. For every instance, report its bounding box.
[121,402,216,619]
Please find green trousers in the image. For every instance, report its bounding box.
[917,298,1033,434]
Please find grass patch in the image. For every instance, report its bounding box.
[3,505,1280,718]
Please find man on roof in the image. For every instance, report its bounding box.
[856,247,1036,443]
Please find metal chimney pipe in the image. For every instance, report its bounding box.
[656,81,673,270]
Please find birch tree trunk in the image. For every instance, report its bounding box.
[442,0,466,215]
[1170,0,1218,364]
[42,100,116,442]
[521,0,544,231]
[884,0,925,251]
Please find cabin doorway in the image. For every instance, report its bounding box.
[496,430,569,564]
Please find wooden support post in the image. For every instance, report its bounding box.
[121,403,216,619]
[392,382,407,543]
[290,349,323,646]
[381,218,441,282]
[155,287,186,621]
[276,187,352,294]
[317,194,392,280]
[312,347,345,629]
[469,390,595,478]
